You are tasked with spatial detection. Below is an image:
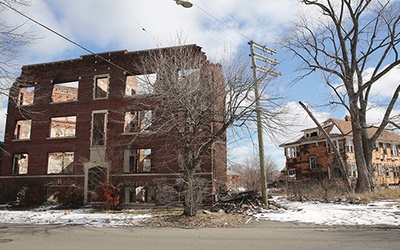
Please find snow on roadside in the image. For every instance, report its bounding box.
[0,207,151,227]
[1,199,400,228]
[255,199,400,227]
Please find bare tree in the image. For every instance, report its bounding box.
[0,0,33,99]
[281,0,400,193]
[134,44,284,216]
[231,154,279,191]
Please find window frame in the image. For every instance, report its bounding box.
[123,110,153,133]
[309,155,317,170]
[91,110,108,147]
[14,119,32,140]
[17,86,35,106]
[12,153,29,175]
[93,75,110,100]
[123,148,153,173]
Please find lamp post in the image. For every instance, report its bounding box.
[174,0,193,8]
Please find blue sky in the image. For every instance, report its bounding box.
[1,0,399,170]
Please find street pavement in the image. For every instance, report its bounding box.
[0,221,399,250]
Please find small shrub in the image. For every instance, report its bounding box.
[97,185,121,210]
[55,186,84,208]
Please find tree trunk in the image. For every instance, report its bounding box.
[182,169,199,217]
[352,125,373,193]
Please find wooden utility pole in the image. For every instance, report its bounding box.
[249,40,280,207]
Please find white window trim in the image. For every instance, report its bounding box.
[90,110,108,147]
[93,74,110,100]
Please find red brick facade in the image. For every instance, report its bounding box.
[0,45,227,205]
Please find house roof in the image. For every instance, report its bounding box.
[280,118,400,147]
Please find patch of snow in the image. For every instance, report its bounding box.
[255,199,400,227]
[0,207,151,227]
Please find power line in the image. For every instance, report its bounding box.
[0,1,136,76]
[110,0,160,45]
[192,2,252,42]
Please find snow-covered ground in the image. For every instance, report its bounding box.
[0,199,399,228]
[255,199,400,227]
[0,206,151,227]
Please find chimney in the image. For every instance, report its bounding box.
[344,115,351,122]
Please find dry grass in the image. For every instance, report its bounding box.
[287,181,400,204]
[348,187,400,203]
[139,210,248,228]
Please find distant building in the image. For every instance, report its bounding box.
[280,117,400,187]
[0,45,227,205]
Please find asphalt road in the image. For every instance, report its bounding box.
[0,221,399,250]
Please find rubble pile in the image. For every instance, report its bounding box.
[211,190,284,215]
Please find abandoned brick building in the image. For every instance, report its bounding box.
[281,117,400,187]
[0,44,227,205]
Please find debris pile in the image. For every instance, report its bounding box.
[211,190,285,215]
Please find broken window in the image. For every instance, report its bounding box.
[327,140,345,154]
[17,86,35,106]
[47,152,74,174]
[348,164,357,178]
[50,116,76,138]
[375,142,380,152]
[124,110,152,133]
[391,144,398,156]
[385,165,391,178]
[346,138,354,153]
[309,156,317,170]
[124,186,155,203]
[285,146,300,158]
[94,76,109,99]
[91,111,107,147]
[125,74,155,96]
[14,120,31,140]
[12,153,28,175]
[394,166,400,178]
[51,81,78,103]
[123,149,152,173]
[288,169,296,180]
[377,164,383,176]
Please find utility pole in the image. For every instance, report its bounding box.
[249,40,280,207]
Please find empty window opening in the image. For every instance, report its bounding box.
[285,146,300,159]
[51,81,78,103]
[14,120,31,140]
[125,74,155,96]
[288,169,296,180]
[309,156,317,170]
[91,112,107,147]
[391,144,398,156]
[94,76,109,99]
[348,164,357,178]
[123,149,152,173]
[394,166,400,178]
[47,152,74,174]
[125,186,155,203]
[346,138,354,153]
[50,116,76,138]
[327,140,344,153]
[17,86,35,106]
[377,164,383,176]
[12,153,28,175]
[385,166,391,178]
[124,110,152,133]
